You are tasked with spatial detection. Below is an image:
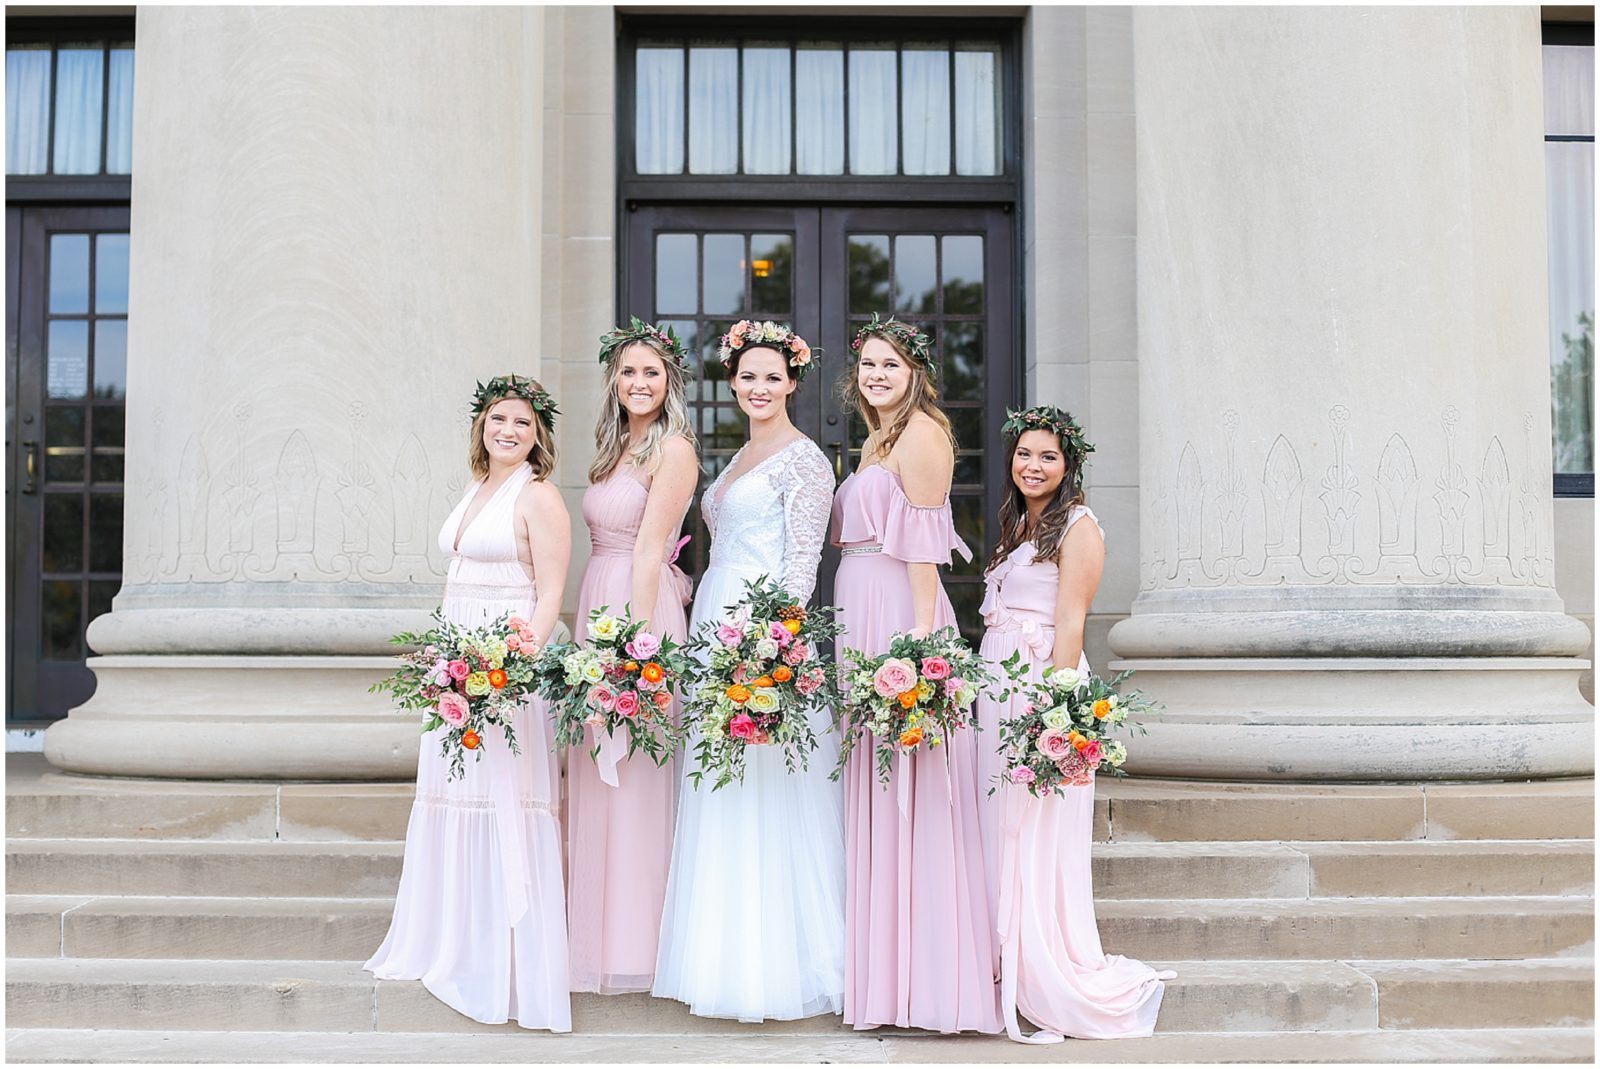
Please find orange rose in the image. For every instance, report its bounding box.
[642,662,665,684]
[1093,699,1112,719]
[625,660,639,673]
[726,683,753,703]
[899,726,924,748]
[753,675,775,689]
[652,689,673,709]
[771,665,793,683]
[1072,736,1091,751]
[488,669,508,689]
[462,730,481,750]
[898,691,918,709]
[783,619,802,635]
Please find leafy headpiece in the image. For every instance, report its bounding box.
[717,320,817,380]
[471,374,558,434]
[850,313,936,382]
[598,316,690,373]
[1002,405,1094,467]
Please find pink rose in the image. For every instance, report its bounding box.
[872,658,918,699]
[716,623,743,648]
[1010,766,1036,785]
[652,689,673,710]
[437,692,469,727]
[506,615,528,631]
[586,684,615,711]
[921,656,951,681]
[626,632,661,659]
[614,690,640,719]
[505,634,523,653]
[425,659,452,687]
[732,664,749,684]
[769,622,793,647]
[729,713,757,740]
[1082,740,1103,764]
[447,660,470,682]
[944,676,967,697]
[517,628,538,647]
[1036,728,1073,761]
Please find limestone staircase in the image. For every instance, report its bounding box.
[5,753,1594,1063]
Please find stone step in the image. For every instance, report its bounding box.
[6,1026,1595,1063]
[1347,959,1596,1030]
[11,755,1593,844]
[9,894,1593,963]
[0,957,1383,1035]
[9,838,1591,900]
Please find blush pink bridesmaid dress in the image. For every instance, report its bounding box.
[976,505,1174,1043]
[830,464,1001,1035]
[566,464,691,994]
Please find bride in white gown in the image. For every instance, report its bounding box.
[652,323,845,1022]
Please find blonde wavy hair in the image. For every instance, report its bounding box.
[469,389,557,481]
[589,338,697,482]
[839,323,958,461]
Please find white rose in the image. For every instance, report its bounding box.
[580,660,605,685]
[1046,666,1085,691]
[755,638,780,660]
[748,688,782,715]
[1041,707,1070,731]
[590,615,621,642]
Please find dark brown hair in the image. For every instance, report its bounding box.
[986,427,1088,572]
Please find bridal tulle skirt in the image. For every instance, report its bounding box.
[652,560,846,1022]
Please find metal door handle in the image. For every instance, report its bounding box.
[829,441,844,481]
[22,440,37,494]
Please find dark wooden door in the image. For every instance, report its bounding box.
[625,203,1015,640]
[8,205,130,721]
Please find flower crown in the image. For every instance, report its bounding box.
[850,313,937,382]
[1002,405,1094,466]
[717,320,816,380]
[471,374,559,434]
[597,316,691,373]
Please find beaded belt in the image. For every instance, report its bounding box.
[841,544,884,557]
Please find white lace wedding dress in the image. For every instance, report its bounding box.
[651,436,846,1022]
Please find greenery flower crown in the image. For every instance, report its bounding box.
[597,316,691,373]
[1002,405,1095,466]
[471,375,559,434]
[850,313,937,382]
[717,319,817,380]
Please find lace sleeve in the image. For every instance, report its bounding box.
[773,442,836,603]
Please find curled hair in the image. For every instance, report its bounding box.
[469,387,557,482]
[987,423,1089,572]
[589,338,698,482]
[836,321,957,461]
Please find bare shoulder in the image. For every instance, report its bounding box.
[517,476,568,518]
[660,434,699,471]
[899,412,950,451]
[1060,509,1105,558]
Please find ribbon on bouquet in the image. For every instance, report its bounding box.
[996,784,1066,1045]
[591,720,630,789]
[894,742,957,822]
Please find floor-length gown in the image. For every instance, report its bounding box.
[976,504,1173,1042]
[653,437,845,1022]
[365,463,571,1032]
[830,463,1001,1034]
[567,464,692,994]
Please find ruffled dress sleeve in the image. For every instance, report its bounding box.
[772,442,835,603]
[882,482,973,566]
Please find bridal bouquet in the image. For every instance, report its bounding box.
[993,658,1153,798]
[532,606,689,769]
[833,626,993,786]
[370,610,542,781]
[682,577,842,791]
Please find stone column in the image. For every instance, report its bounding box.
[45,7,555,778]
[1108,7,1594,779]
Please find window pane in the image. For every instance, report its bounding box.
[749,233,793,315]
[742,45,791,174]
[45,408,85,482]
[796,46,844,175]
[636,47,685,175]
[53,47,104,175]
[893,234,937,316]
[43,495,84,573]
[106,47,134,174]
[901,46,950,176]
[48,321,89,400]
[702,233,745,316]
[955,47,1002,176]
[1548,139,1595,474]
[49,233,90,313]
[96,233,130,314]
[655,233,697,315]
[94,320,127,399]
[42,580,83,660]
[942,235,984,314]
[6,48,51,175]
[1544,44,1595,138]
[848,47,897,175]
[688,46,738,174]
[848,234,891,314]
[92,406,125,484]
[943,322,984,400]
[89,493,123,573]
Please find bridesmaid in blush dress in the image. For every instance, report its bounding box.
[976,406,1173,1043]
[830,316,1000,1035]
[365,376,571,1031]
[567,319,698,994]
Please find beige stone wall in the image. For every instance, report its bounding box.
[1024,6,1138,674]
